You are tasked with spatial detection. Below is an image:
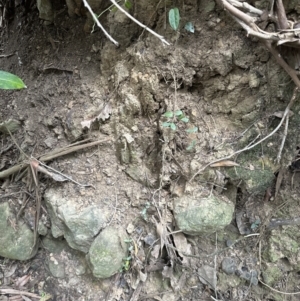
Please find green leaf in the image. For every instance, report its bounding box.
[162,122,171,128]
[163,111,173,118]
[0,71,26,90]
[169,8,180,31]
[170,123,176,130]
[175,110,183,116]
[185,22,194,33]
[124,0,132,9]
[186,127,198,133]
[180,117,189,123]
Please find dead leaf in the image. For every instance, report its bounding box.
[198,265,217,290]
[273,111,294,118]
[2,264,17,278]
[0,119,21,134]
[162,266,173,279]
[81,103,112,129]
[172,232,191,264]
[139,271,147,282]
[151,245,160,259]
[210,160,239,167]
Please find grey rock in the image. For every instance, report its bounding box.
[87,226,129,279]
[221,257,237,275]
[42,235,70,254]
[0,202,37,260]
[44,188,110,253]
[174,195,234,235]
[38,220,48,236]
[143,233,156,246]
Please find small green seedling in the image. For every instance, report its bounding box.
[0,70,26,90]
[140,202,150,221]
[250,219,261,230]
[162,110,189,131]
[162,111,198,151]
[120,241,133,272]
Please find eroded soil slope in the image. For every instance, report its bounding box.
[1,1,300,300]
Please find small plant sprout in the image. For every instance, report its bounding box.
[120,239,133,272]
[162,110,189,131]
[162,110,198,151]
[140,202,150,221]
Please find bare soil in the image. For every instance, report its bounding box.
[1,1,300,301]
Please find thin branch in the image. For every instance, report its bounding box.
[0,138,112,179]
[259,279,300,295]
[82,0,119,46]
[109,0,170,46]
[189,87,299,182]
[276,113,289,163]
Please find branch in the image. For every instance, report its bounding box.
[82,0,119,46]
[189,87,299,182]
[109,0,170,46]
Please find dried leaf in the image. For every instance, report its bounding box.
[151,244,160,259]
[2,263,18,278]
[172,232,191,264]
[0,119,21,134]
[198,265,217,290]
[139,271,147,282]
[210,160,239,167]
[81,103,112,129]
[273,111,294,118]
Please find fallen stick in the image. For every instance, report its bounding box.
[0,138,112,179]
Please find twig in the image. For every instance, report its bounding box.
[109,0,170,46]
[0,288,41,299]
[0,138,112,179]
[276,112,289,163]
[35,159,95,188]
[0,53,14,58]
[82,0,119,46]
[189,84,299,182]
[259,279,300,295]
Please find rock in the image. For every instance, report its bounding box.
[37,0,53,24]
[0,202,37,260]
[221,257,237,275]
[173,194,234,235]
[261,264,284,286]
[86,226,129,278]
[44,188,110,253]
[38,220,48,236]
[263,226,300,269]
